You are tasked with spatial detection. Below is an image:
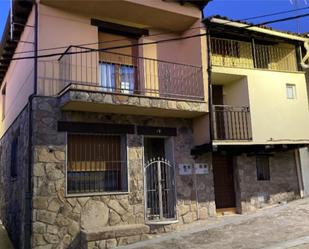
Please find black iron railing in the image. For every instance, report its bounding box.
[211,37,298,72]
[213,105,252,141]
[38,46,204,101]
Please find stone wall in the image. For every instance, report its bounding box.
[0,105,30,249]
[234,151,300,213]
[31,96,216,249]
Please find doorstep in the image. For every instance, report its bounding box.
[216,208,237,216]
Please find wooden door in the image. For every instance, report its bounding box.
[212,85,223,105]
[212,85,226,139]
[213,155,236,209]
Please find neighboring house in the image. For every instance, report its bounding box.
[0,1,211,249]
[192,16,309,214]
[299,32,309,198]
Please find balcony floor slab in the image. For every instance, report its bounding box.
[59,89,208,118]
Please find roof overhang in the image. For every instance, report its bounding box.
[0,0,33,85]
[204,17,309,43]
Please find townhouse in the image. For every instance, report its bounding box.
[0,1,212,249]
[1,1,309,249]
[193,16,309,214]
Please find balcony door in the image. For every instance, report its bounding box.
[212,85,226,139]
[98,32,138,94]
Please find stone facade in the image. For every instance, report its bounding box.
[0,95,301,249]
[30,96,216,249]
[60,89,208,114]
[0,105,30,249]
[234,151,300,213]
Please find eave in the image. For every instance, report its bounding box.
[0,0,33,85]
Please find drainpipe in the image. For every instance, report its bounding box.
[206,27,213,148]
[194,170,200,219]
[294,149,304,198]
[26,2,38,249]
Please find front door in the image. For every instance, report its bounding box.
[144,138,176,222]
[213,155,236,209]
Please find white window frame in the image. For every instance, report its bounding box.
[286,83,296,100]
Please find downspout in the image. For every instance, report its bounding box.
[206,26,213,148]
[193,7,205,221]
[294,149,304,198]
[26,1,38,249]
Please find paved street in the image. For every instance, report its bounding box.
[121,198,309,249]
[2,199,309,249]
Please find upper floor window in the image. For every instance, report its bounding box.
[286,84,296,100]
[67,133,128,195]
[11,134,19,178]
[256,155,270,181]
[98,32,137,93]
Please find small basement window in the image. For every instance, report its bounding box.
[67,134,128,195]
[286,84,296,99]
[256,156,270,181]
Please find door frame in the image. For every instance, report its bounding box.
[142,135,178,224]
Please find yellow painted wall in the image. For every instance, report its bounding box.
[213,66,309,144]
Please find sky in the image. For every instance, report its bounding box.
[204,0,309,34]
[0,0,308,40]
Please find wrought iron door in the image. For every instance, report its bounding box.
[144,158,176,221]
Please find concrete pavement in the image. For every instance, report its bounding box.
[119,198,309,249]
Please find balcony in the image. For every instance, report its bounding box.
[37,46,206,117]
[212,105,252,141]
[210,37,298,72]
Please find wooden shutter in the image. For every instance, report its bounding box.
[68,134,121,172]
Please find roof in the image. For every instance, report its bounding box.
[204,15,309,42]
[177,0,211,9]
[0,0,33,85]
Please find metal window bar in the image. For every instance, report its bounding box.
[67,134,127,194]
[213,105,252,141]
[210,37,298,72]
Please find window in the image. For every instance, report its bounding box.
[10,135,19,178]
[99,63,135,94]
[2,85,6,121]
[98,32,137,94]
[256,156,270,181]
[286,84,296,99]
[67,134,127,194]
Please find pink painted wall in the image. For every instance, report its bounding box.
[0,7,36,137]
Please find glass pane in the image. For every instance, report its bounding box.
[120,65,135,94]
[286,84,296,99]
[99,63,115,92]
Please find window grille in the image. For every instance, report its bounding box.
[67,134,127,194]
[256,156,270,181]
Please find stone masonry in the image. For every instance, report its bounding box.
[0,105,30,249]
[31,96,216,249]
[234,151,300,213]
